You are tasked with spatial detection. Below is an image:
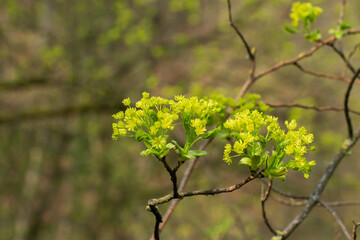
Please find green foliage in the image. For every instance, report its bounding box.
[40,45,65,68]
[112,92,222,160]
[329,21,352,39]
[113,93,315,180]
[223,110,315,179]
[284,2,323,42]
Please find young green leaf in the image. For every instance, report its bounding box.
[284,24,298,34]
[202,127,220,139]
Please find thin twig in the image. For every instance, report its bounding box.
[148,205,163,240]
[328,43,356,74]
[255,37,335,80]
[226,0,254,60]
[261,179,276,235]
[352,220,360,239]
[259,179,309,200]
[344,68,360,139]
[227,0,257,102]
[265,102,360,116]
[282,127,360,238]
[272,195,360,208]
[338,0,347,25]
[148,173,261,206]
[158,157,180,198]
[319,199,352,240]
[347,43,360,62]
[293,62,359,84]
[254,29,360,82]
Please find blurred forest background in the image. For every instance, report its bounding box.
[1,0,360,239]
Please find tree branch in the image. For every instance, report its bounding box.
[293,62,359,84]
[265,102,360,116]
[157,157,182,199]
[338,0,347,25]
[261,179,276,235]
[226,0,254,61]
[254,29,360,81]
[352,220,360,239]
[259,179,309,200]
[272,195,360,208]
[319,199,352,240]
[147,205,162,240]
[344,68,360,139]
[148,173,261,207]
[327,43,357,74]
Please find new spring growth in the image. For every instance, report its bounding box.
[112,92,221,160]
[223,109,316,180]
[284,2,323,42]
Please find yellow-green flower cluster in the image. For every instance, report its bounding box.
[223,110,315,179]
[191,118,207,135]
[173,95,221,120]
[290,2,323,27]
[223,109,268,165]
[285,2,323,42]
[205,93,271,126]
[112,92,221,159]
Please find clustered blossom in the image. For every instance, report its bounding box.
[290,2,323,27]
[223,110,315,179]
[113,92,316,180]
[112,92,221,159]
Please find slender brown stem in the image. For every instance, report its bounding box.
[266,102,360,116]
[226,0,254,60]
[148,173,261,206]
[319,199,352,240]
[293,62,358,84]
[272,195,360,208]
[261,179,276,235]
[347,43,360,61]
[158,157,180,198]
[255,36,336,80]
[328,43,356,74]
[259,179,309,200]
[254,30,360,82]
[352,220,360,239]
[148,205,162,240]
[344,68,360,139]
[338,0,346,25]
